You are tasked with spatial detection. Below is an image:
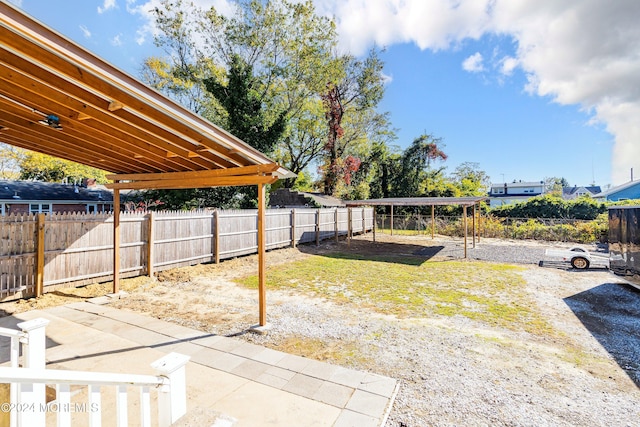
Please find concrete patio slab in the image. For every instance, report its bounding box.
[0,302,398,426]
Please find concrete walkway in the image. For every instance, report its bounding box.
[0,302,398,426]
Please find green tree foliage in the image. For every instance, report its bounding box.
[544,176,570,195]
[393,134,448,197]
[141,0,389,207]
[203,54,286,156]
[319,49,388,196]
[0,143,23,179]
[452,162,490,196]
[18,152,108,184]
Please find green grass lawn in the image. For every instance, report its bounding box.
[237,251,553,335]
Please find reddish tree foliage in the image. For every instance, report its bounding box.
[321,82,362,194]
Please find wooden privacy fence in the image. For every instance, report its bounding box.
[0,207,374,301]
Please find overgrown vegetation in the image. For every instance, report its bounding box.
[237,252,555,336]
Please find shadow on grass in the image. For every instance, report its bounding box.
[564,282,640,388]
[297,240,445,266]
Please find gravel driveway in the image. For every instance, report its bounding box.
[111,234,640,427]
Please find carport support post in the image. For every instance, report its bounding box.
[390,205,394,236]
[113,188,120,293]
[472,204,476,249]
[463,205,468,259]
[257,183,267,326]
[431,205,435,239]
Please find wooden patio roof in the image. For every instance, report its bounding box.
[0,2,292,326]
[0,1,294,190]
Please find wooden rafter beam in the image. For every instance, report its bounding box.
[0,15,260,168]
[106,174,279,190]
[106,164,280,182]
[0,51,233,170]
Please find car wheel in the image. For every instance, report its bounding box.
[571,256,590,269]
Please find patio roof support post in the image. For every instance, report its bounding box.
[431,205,435,239]
[113,188,120,293]
[390,205,394,236]
[463,205,468,259]
[472,204,477,249]
[147,211,154,277]
[257,182,267,326]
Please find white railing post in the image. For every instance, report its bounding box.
[152,352,190,427]
[16,318,49,427]
[9,334,20,427]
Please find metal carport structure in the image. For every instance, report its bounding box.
[344,197,488,258]
[0,1,294,326]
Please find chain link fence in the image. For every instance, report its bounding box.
[376,214,608,243]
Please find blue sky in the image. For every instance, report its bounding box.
[11,0,640,188]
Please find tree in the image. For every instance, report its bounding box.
[18,152,108,184]
[319,49,387,195]
[394,134,448,197]
[544,177,570,195]
[452,162,490,196]
[203,54,286,156]
[143,0,389,201]
[0,143,23,179]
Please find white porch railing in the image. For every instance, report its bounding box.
[0,318,189,426]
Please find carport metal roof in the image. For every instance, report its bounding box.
[344,196,487,207]
[0,1,292,325]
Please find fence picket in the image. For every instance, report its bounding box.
[0,208,373,300]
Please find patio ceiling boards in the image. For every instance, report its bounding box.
[0,1,294,326]
[0,1,293,188]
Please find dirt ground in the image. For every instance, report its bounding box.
[2,234,640,426]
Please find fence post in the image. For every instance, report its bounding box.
[291,209,296,248]
[147,211,155,277]
[315,210,320,246]
[214,210,220,264]
[347,208,352,247]
[334,208,339,242]
[153,352,190,427]
[17,318,49,427]
[35,213,45,297]
[362,207,366,235]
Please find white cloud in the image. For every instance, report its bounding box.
[499,56,518,76]
[462,52,484,73]
[127,0,236,46]
[79,25,91,38]
[111,34,123,46]
[98,0,117,14]
[312,0,640,185]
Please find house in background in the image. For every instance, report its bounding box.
[562,185,602,200]
[0,179,113,215]
[488,180,546,208]
[594,180,640,202]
